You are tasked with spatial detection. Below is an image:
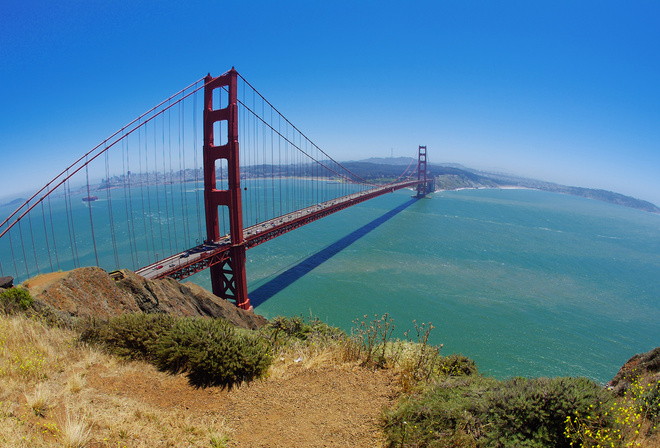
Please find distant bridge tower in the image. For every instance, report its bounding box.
[203,68,251,310]
[416,145,429,198]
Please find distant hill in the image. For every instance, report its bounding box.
[357,156,419,166]
[354,158,660,214]
[1,198,26,208]
[441,166,660,214]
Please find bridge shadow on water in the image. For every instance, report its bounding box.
[248,197,418,307]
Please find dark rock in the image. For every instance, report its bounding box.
[0,276,13,289]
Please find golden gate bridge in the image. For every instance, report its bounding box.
[0,68,433,310]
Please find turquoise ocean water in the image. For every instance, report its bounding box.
[193,188,660,383]
[3,186,659,383]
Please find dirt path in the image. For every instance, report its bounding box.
[21,271,68,294]
[220,365,396,447]
[86,362,397,447]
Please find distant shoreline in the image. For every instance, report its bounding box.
[433,185,660,214]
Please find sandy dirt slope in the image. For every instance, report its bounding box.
[85,361,396,447]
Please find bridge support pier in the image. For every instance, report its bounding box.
[203,69,251,310]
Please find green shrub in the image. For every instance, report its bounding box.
[79,313,176,361]
[437,354,478,377]
[156,317,271,389]
[384,375,494,447]
[269,315,307,340]
[641,380,660,426]
[263,314,346,352]
[0,287,34,313]
[383,376,614,448]
[477,377,613,447]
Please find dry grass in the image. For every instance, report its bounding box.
[59,409,92,448]
[0,313,233,448]
[66,371,86,394]
[268,337,348,379]
[23,382,55,417]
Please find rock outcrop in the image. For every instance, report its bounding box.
[24,267,267,330]
[0,276,13,289]
[608,346,660,395]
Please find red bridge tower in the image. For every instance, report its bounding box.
[416,145,429,198]
[203,69,251,310]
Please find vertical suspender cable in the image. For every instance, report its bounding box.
[65,174,80,267]
[258,92,262,222]
[162,113,173,255]
[27,205,40,275]
[151,115,163,258]
[179,101,189,247]
[285,123,290,213]
[271,106,275,219]
[122,137,136,270]
[64,177,75,268]
[105,148,120,269]
[138,125,151,264]
[18,219,30,279]
[8,229,19,281]
[193,88,203,239]
[144,123,157,262]
[262,99,267,220]
[168,105,179,252]
[278,114,282,217]
[242,85,248,226]
[126,136,139,269]
[46,186,60,270]
[182,96,191,246]
[40,199,53,272]
[84,157,100,267]
[252,87,258,224]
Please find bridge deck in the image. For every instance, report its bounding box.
[135,180,422,281]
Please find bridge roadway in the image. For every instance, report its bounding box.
[135,180,423,282]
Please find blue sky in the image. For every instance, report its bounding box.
[1,1,659,205]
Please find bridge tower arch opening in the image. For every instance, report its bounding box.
[203,68,251,310]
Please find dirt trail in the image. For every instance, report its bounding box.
[86,362,396,447]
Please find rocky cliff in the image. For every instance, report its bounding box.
[608,346,660,395]
[23,267,267,330]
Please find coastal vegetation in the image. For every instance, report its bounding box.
[1,286,659,447]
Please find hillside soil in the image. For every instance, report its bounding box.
[15,268,397,446]
[84,360,396,447]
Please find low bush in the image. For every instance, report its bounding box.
[79,313,176,362]
[437,354,478,377]
[81,313,271,389]
[264,314,344,349]
[641,379,660,426]
[566,375,660,446]
[383,375,614,448]
[0,287,34,313]
[156,317,271,389]
[479,377,613,447]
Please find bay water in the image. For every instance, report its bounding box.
[193,188,660,383]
